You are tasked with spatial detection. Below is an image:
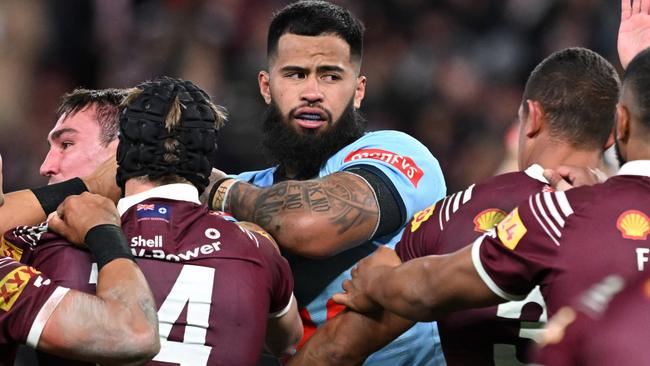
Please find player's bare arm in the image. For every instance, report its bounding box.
[334,245,503,321]
[213,171,379,258]
[288,308,415,366]
[42,193,159,364]
[265,294,303,357]
[0,155,119,235]
[619,0,650,69]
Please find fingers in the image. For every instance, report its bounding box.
[623,0,632,19]
[47,212,68,238]
[543,169,574,191]
[634,0,642,14]
[331,292,351,307]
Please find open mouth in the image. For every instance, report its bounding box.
[293,108,328,129]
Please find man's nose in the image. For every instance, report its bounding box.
[300,76,324,104]
[39,149,60,178]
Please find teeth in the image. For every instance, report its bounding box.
[297,113,323,121]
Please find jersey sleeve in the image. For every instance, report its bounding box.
[331,131,446,225]
[243,229,294,318]
[0,257,69,347]
[471,191,574,300]
[395,202,442,261]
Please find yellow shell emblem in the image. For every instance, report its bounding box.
[473,208,507,233]
[616,210,650,240]
[410,203,436,232]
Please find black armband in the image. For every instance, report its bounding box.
[344,165,405,238]
[84,224,134,270]
[31,178,88,214]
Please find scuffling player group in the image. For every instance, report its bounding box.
[0,1,648,365]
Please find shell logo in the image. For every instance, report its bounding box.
[616,210,650,240]
[473,208,507,233]
[410,203,436,233]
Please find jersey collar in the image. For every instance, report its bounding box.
[616,160,650,178]
[523,164,549,183]
[117,183,201,216]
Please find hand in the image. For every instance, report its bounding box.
[332,246,402,313]
[82,155,121,203]
[48,192,121,246]
[200,168,228,204]
[619,0,650,69]
[543,165,607,191]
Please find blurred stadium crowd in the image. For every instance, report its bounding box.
[0,0,619,192]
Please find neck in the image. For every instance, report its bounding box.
[624,135,650,163]
[525,141,601,170]
[124,179,160,197]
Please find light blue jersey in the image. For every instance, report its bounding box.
[238,131,447,365]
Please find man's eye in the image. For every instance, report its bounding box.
[287,72,305,79]
[62,142,73,150]
[322,74,341,82]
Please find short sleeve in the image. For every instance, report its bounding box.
[0,257,69,347]
[471,191,574,300]
[249,231,294,318]
[395,202,442,261]
[328,131,446,224]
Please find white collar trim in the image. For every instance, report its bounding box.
[616,160,650,178]
[117,183,200,216]
[523,164,549,184]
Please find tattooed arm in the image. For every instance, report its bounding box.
[38,193,159,364]
[220,172,379,258]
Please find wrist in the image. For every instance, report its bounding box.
[31,178,88,214]
[85,224,134,269]
[209,178,240,212]
[365,266,392,304]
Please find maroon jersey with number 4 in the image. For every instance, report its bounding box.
[473,162,650,318]
[0,250,69,366]
[535,272,650,365]
[7,184,294,366]
[396,165,550,365]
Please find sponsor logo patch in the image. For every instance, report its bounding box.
[616,210,650,240]
[497,208,527,250]
[136,203,171,223]
[410,204,436,232]
[0,266,40,312]
[0,238,23,261]
[473,208,507,233]
[344,148,424,187]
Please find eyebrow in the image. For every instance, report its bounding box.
[48,128,78,143]
[279,65,346,74]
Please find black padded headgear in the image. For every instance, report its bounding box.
[116,76,219,195]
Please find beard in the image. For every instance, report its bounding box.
[261,98,367,179]
[614,139,626,168]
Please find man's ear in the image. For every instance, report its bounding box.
[259,70,272,105]
[604,126,615,150]
[353,76,366,109]
[616,103,631,143]
[524,99,544,138]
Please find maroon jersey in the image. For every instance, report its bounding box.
[0,241,69,366]
[396,166,550,365]
[8,184,294,366]
[535,273,650,365]
[474,162,650,318]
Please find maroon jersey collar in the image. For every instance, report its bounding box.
[117,183,200,216]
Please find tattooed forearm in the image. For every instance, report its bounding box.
[227,172,379,256]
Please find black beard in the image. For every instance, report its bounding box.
[614,140,626,168]
[261,99,367,179]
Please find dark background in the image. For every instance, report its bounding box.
[0,0,621,193]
